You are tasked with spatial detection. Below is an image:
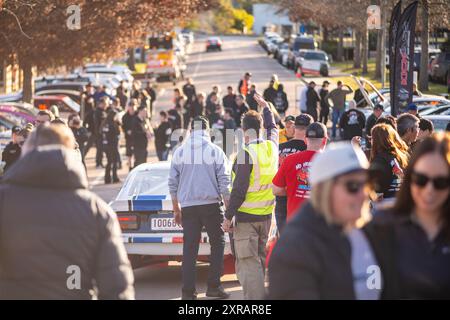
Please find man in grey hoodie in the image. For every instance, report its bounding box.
[168,116,231,300]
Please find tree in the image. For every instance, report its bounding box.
[0,0,215,102]
[417,0,450,91]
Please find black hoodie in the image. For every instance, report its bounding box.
[0,146,134,299]
[268,201,399,299]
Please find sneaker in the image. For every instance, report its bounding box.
[206,286,230,299]
[181,290,198,300]
[113,178,121,184]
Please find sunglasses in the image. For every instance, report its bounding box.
[411,172,450,190]
[338,179,368,195]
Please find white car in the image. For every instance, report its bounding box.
[295,49,330,76]
[109,162,232,268]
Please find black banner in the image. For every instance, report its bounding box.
[392,1,418,116]
[389,1,402,116]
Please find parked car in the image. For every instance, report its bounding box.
[0,115,17,154]
[382,95,450,116]
[275,42,290,63]
[262,32,280,51]
[295,49,330,76]
[206,37,222,52]
[429,51,450,84]
[292,35,317,52]
[33,95,81,119]
[267,37,284,56]
[109,162,233,269]
[421,115,450,132]
[0,103,37,126]
[83,65,134,83]
[420,104,450,116]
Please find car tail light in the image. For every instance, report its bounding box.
[118,214,139,230]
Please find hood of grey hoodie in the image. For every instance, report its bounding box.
[169,130,229,207]
[185,130,211,149]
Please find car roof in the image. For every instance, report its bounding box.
[132,161,171,173]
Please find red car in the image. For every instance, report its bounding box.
[206,37,222,52]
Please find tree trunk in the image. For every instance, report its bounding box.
[21,61,33,104]
[419,1,429,91]
[354,30,362,68]
[323,26,329,42]
[337,28,344,62]
[375,30,382,79]
[127,47,136,71]
[362,29,369,74]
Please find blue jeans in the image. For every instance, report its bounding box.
[332,108,344,138]
[181,203,225,296]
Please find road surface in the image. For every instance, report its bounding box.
[87,35,304,300]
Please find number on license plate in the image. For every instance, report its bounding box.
[151,217,182,231]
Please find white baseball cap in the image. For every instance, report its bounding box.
[309,142,369,186]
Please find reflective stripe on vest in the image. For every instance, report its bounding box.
[233,140,278,215]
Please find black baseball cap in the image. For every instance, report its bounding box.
[245,72,252,77]
[295,114,313,127]
[306,122,327,139]
[12,125,22,134]
[374,103,384,111]
[285,115,295,123]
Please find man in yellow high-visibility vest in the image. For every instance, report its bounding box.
[222,93,278,300]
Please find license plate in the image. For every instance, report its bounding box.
[150,217,182,231]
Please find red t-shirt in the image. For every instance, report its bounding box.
[272,150,317,220]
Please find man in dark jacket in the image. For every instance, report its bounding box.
[92,98,108,167]
[223,86,237,110]
[365,104,384,149]
[306,82,320,121]
[0,124,134,299]
[1,126,23,172]
[272,84,289,116]
[132,106,152,167]
[145,82,157,117]
[68,115,89,164]
[246,84,258,111]
[122,100,137,170]
[233,94,249,128]
[182,78,197,103]
[339,102,366,141]
[154,111,172,161]
[263,77,278,105]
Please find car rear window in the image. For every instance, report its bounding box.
[304,52,326,61]
[120,169,171,198]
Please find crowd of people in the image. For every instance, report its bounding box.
[0,69,449,300]
[166,75,450,300]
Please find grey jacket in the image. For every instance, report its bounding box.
[0,146,134,300]
[168,130,231,208]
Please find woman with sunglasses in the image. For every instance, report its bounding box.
[368,133,450,299]
[268,142,397,299]
[369,124,410,202]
